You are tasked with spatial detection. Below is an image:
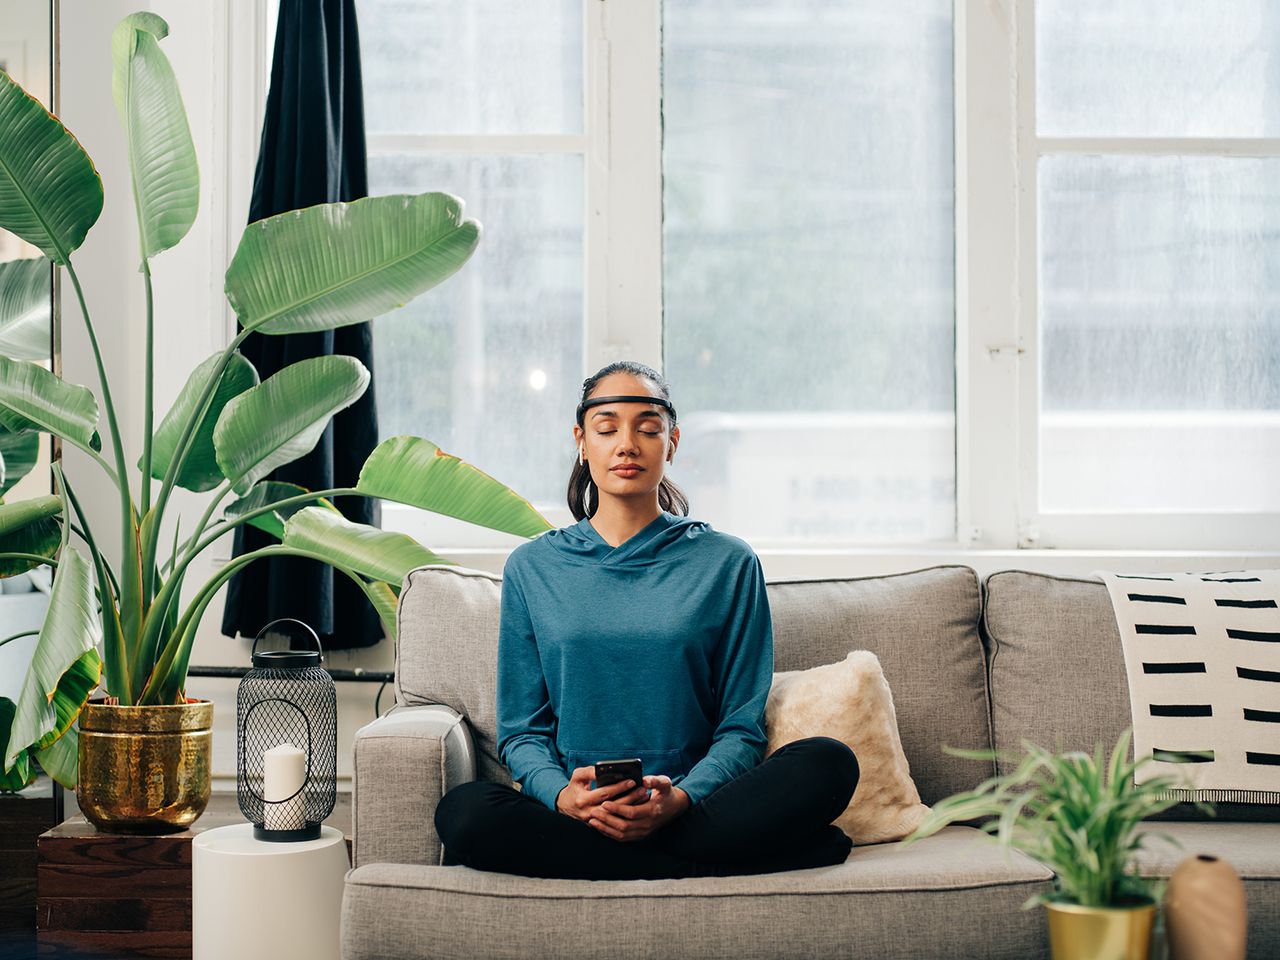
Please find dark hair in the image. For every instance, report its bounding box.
[567,360,690,520]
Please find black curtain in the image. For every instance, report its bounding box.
[220,0,383,651]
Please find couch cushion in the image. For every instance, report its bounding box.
[981,570,1279,823]
[396,563,991,804]
[396,565,513,788]
[765,566,991,804]
[342,825,1053,960]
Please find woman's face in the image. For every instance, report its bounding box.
[573,372,679,503]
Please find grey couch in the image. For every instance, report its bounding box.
[341,564,1279,960]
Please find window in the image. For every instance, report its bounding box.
[1023,0,1280,548]
[357,0,586,542]
[249,0,1279,553]
[662,1,955,544]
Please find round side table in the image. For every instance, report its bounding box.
[192,822,348,960]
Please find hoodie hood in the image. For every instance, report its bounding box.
[538,510,710,568]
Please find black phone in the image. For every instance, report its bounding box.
[593,758,643,789]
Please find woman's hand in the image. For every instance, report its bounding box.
[556,766,648,823]
[589,775,691,842]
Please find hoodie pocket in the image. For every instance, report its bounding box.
[563,747,692,786]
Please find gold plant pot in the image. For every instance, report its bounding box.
[76,699,213,834]
[1045,899,1157,960]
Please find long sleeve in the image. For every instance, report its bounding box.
[495,563,571,812]
[675,553,774,805]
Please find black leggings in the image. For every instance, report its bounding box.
[434,736,859,880]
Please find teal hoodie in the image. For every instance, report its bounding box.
[495,510,774,811]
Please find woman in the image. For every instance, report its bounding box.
[434,361,859,880]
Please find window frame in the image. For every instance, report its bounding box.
[222,0,1280,566]
[1012,0,1280,551]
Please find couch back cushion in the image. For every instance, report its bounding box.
[981,570,1278,823]
[763,566,991,804]
[396,563,992,805]
[983,571,1131,771]
[396,566,513,788]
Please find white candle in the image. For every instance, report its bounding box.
[263,743,306,831]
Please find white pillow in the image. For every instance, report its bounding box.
[765,650,930,844]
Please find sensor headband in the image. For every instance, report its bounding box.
[577,394,677,423]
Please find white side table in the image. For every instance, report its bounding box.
[192,822,348,960]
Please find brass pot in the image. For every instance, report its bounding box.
[1045,899,1157,960]
[76,699,213,834]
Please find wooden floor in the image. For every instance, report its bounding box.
[31,791,351,960]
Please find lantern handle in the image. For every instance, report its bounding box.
[252,617,324,662]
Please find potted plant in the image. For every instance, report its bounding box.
[900,728,1209,960]
[0,12,552,831]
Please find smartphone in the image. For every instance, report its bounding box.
[593,758,643,789]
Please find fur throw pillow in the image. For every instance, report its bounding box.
[764,650,930,844]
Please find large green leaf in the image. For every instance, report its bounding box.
[143,351,257,491]
[213,355,369,495]
[0,257,52,360]
[35,648,100,751]
[4,547,100,772]
[0,494,61,577]
[366,580,399,643]
[357,435,553,538]
[282,506,452,585]
[33,719,79,789]
[0,70,103,264]
[0,356,99,450]
[0,494,61,535]
[111,13,198,258]
[0,698,34,790]
[224,481,337,540]
[225,192,480,335]
[0,425,40,496]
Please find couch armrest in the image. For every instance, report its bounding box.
[351,703,476,869]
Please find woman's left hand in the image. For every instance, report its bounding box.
[588,775,691,842]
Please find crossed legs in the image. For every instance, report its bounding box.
[434,737,860,881]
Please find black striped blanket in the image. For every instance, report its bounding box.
[1094,569,1280,804]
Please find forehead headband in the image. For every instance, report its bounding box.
[577,394,677,423]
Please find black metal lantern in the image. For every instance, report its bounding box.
[237,619,337,842]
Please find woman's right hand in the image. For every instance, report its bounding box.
[556,765,647,823]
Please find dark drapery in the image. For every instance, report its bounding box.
[220,0,383,651]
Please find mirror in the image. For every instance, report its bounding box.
[0,0,56,713]
[0,0,56,507]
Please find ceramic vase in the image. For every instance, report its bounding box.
[1164,854,1247,960]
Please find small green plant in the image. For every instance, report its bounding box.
[901,728,1212,908]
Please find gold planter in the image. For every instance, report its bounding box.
[1045,899,1157,960]
[76,699,213,834]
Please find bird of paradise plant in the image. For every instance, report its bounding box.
[0,12,552,791]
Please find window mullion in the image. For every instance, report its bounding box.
[593,0,662,374]
[1015,0,1041,547]
[956,0,1025,550]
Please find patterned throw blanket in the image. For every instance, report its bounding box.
[1093,569,1280,804]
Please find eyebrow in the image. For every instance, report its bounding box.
[590,409,663,421]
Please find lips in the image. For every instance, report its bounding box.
[610,465,643,475]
